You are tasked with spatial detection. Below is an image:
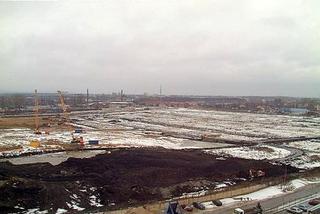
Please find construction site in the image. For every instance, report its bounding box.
[0,90,319,214]
[2,0,320,213]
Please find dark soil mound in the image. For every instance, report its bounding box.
[0,148,298,213]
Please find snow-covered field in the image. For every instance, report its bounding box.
[71,108,320,146]
[287,140,320,152]
[0,127,228,157]
[290,152,320,169]
[0,108,319,169]
[95,108,320,141]
[205,145,291,160]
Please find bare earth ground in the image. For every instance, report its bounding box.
[0,116,70,130]
[0,148,298,213]
[0,117,45,129]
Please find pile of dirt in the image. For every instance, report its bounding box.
[0,148,298,213]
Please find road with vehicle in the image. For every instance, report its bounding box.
[199,182,320,214]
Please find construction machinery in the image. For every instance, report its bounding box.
[57,90,84,145]
[57,90,69,124]
[30,139,41,148]
[29,89,42,148]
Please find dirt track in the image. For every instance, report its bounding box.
[0,148,298,213]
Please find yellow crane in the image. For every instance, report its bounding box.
[30,89,41,148]
[57,90,69,123]
[57,90,84,145]
[34,89,41,134]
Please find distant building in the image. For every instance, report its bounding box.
[108,101,134,108]
[280,107,309,115]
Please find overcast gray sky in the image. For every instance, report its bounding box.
[0,0,319,97]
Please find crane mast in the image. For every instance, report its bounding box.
[34,89,41,134]
[57,90,69,123]
[57,90,84,145]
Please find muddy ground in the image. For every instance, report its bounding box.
[0,148,298,213]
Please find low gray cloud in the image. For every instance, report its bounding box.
[0,0,319,97]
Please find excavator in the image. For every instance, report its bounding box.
[57,90,84,145]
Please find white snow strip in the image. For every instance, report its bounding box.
[206,145,291,160]
[55,208,68,214]
[24,208,48,214]
[180,190,207,198]
[66,201,85,211]
[201,201,217,209]
[89,195,103,207]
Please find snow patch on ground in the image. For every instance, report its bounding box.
[291,153,320,169]
[220,197,237,205]
[55,208,68,214]
[215,183,228,189]
[89,195,103,207]
[180,190,207,198]
[217,178,312,209]
[205,145,291,160]
[66,201,85,211]
[240,185,284,200]
[290,179,308,189]
[24,208,48,214]
[201,201,217,209]
[14,205,24,210]
[287,140,320,152]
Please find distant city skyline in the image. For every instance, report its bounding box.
[0,1,319,97]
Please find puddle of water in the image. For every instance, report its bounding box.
[0,150,106,165]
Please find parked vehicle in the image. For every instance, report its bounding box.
[297,204,308,212]
[234,203,262,214]
[234,208,245,214]
[309,198,320,206]
[212,199,222,206]
[183,205,193,212]
[287,206,303,214]
[307,204,320,214]
[192,202,205,210]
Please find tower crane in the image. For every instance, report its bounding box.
[34,89,41,134]
[57,90,69,123]
[57,90,84,145]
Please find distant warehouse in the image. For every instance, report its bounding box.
[280,107,309,115]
